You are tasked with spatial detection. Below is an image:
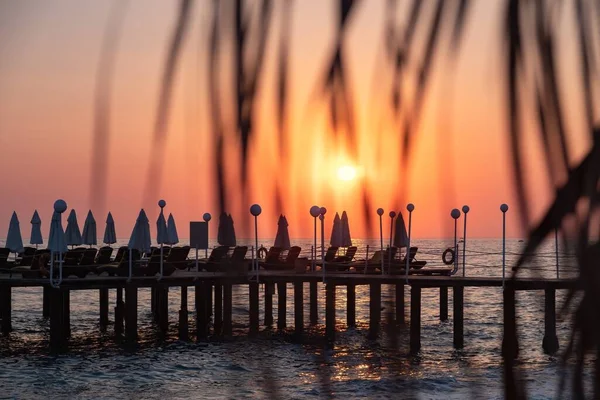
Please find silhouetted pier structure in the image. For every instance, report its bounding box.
[0,271,572,355]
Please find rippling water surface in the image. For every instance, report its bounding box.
[0,239,581,398]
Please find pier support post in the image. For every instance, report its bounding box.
[195,282,208,340]
[99,288,109,330]
[347,284,355,328]
[49,288,64,350]
[453,286,464,349]
[0,285,12,334]
[206,283,213,320]
[223,283,232,337]
[125,284,138,343]
[502,283,519,386]
[396,284,405,325]
[368,283,381,339]
[410,285,421,353]
[326,284,336,341]
[277,282,287,330]
[249,282,259,336]
[158,286,169,335]
[542,288,559,354]
[178,286,189,341]
[310,282,318,325]
[214,284,223,336]
[114,288,124,336]
[43,286,50,318]
[63,290,70,338]
[294,281,303,336]
[440,286,448,321]
[264,283,274,327]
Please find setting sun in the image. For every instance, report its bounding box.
[337,165,357,181]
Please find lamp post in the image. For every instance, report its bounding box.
[377,208,384,274]
[389,211,396,272]
[203,213,211,260]
[250,204,262,282]
[500,204,508,288]
[461,205,469,277]
[451,208,461,276]
[50,199,67,288]
[310,206,321,271]
[320,207,327,282]
[158,199,167,281]
[405,204,414,283]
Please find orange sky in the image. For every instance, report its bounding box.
[0,1,592,240]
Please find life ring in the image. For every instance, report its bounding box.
[257,246,268,259]
[442,248,455,265]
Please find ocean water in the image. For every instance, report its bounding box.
[0,238,582,399]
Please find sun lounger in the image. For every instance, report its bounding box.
[261,246,301,271]
[96,249,143,277]
[10,250,50,278]
[198,246,231,272]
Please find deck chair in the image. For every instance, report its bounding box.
[63,248,85,266]
[334,246,357,262]
[17,247,38,267]
[112,246,128,263]
[95,246,114,265]
[389,247,427,273]
[96,249,142,277]
[264,247,283,264]
[0,248,11,269]
[201,246,231,272]
[11,249,50,278]
[262,246,301,271]
[221,246,248,273]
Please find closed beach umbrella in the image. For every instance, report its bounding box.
[65,209,82,247]
[167,213,179,245]
[48,200,68,287]
[81,210,97,247]
[30,210,43,247]
[6,212,24,254]
[156,209,168,245]
[274,214,291,250]
[341,211,352,247]
[393,212,409,248]
[48,211,68,254]
[227,214,237,246]
[128,209,151,280]
[330,212,342,247]
[103,212,117,245]
[128,209,151,254]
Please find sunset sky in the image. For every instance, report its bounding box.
[0,1,592,240]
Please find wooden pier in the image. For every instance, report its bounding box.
[0,271,575,354]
